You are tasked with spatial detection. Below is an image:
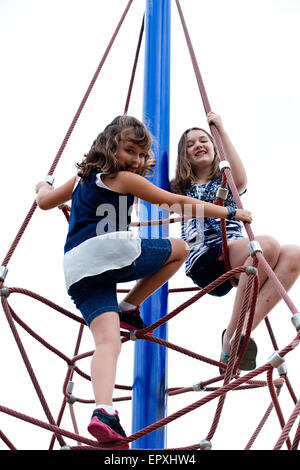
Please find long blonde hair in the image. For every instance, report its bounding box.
[77,115,154,182]
[170,127,221,194]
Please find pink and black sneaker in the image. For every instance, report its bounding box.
[87,408,129,449]
[119,306,149,332]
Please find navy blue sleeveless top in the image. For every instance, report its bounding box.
[64,171,134,254]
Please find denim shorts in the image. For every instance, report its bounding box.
[188,243,235,297]
[68,237,172,327]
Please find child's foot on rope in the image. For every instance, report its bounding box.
[119,306,152,333]
[219,329,231,374]
[88,408,129,449]
[238,335,257,370]
[220,330,258,373]
[219,342,230,375]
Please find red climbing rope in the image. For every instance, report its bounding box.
[0,0,134,272]
[0,0,299,451]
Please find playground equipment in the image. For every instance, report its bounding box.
[0,0,299,450]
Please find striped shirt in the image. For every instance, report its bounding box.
[181,179,244,275]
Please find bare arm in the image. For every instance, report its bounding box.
[103,172,252,223]
[207,112,247,194]
[35,176,77,210]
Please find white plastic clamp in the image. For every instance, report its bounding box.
[45,175,55,186]
[291,313,300,332]
[67,381,74,395]
[248,240,263,257]
[268,351,285,369]
[66,394,76,404]
[0,287,10,298]
[0,266,8,282]
[130,331,137,341]
[192,381,205,391]
[219,160,231,171]
[277,363,288,376]
[216,187,229,200]
[245,265,258,276]
[199,439,212,450]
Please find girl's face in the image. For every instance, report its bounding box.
[185,129,215,169]
[116,136,147,173]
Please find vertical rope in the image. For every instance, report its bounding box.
[206,273,255,441]
[273,399,300,450]
[267,368,291,449]
[245,386,281,449]
[175,0,300,318]
[124,15,145,114]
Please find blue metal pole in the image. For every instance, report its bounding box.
[131,0,171,450]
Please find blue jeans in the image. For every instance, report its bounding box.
[68,238,172,326]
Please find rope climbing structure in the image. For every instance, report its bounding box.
[0,0,299,450]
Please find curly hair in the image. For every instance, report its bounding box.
[76,115,154,182]
[170,127,221,195]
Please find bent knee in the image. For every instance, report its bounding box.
[169,238,190,260]
[256,235,280,262]
[281,244,300,272]
[91,313,122,354]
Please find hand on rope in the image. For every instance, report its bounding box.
[233,208,252,224]
[35,177,55,211]
[206,111,224,131]
[35,179,54,194]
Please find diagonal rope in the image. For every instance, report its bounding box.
[175,0,299,317]
[0,0,134,270]
[124,15,145,114]
[0,1,299,451]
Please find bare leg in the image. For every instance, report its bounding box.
[90,311,121,405]
[85,235,187,443]
[88,238,188,405]
[222,236,300,358]
[252,244,300,328]
[123,238,189,307]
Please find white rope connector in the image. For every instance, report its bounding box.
[45,175,55,186]
[66,394,76,404]
[0,266,8,282]
[248,240,263,257]
[67,381,74,395]
[245,265,258,276]
[291,313,300,332]
[199,439,212,450]
[268,351,285,369]
[66,381,76,404]
[219,160,231,171]
[277,363,288,376]
[130,331,137,341]
[0,287,10,298]
[216,187,229,200]
[192,381,205,391]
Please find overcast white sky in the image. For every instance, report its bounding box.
[0,0,300,451]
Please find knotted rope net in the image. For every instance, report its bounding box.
[0,0,299,450]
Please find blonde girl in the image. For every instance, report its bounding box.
[171,111,300,371]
